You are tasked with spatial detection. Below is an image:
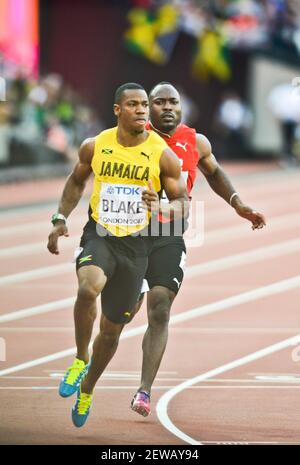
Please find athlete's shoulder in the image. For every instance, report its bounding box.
[80,136,96,149]
[196,133,212,157]
[148,129,166,142]
[79,137,96,164]
[175,123,196,137]
[96,127,117,139]
[147,129,168,147]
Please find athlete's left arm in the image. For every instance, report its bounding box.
[196,134,266,230]
[142,148,189,221]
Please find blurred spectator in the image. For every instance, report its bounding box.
[268,82,300,165]
[214,91,253,158]
[175,85,199,126]
[0,101,12,164]
[0,63,104,168]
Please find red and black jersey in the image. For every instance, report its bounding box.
[146,122,199,227]
[147,122,199,196]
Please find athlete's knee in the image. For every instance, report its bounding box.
[99,314,123,346]
[147,287,174,326]
[126,294,145,324]
[77,281,99,302]
[77,267,106,302]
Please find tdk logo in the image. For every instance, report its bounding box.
[113,186,140,195]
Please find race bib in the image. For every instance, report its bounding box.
[99,183,147,227]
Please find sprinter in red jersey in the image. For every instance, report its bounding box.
[130,82,266,417]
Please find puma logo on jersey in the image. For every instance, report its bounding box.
[141,151,150,160]
[176,142,188,152]
[173,277,182,288]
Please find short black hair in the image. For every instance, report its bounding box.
[114,82,145,104]
[149,81,176,98]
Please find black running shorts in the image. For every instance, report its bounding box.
[144,235,186,295]
[76,219,151,324]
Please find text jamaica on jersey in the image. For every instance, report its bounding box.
[99,161,149,181]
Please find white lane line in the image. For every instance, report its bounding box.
[170,328,300,334]
[0,328,75,332]
[42,369,177,374]
[0,370,178,379]
[0,196,90,219]
[0,191,295,238]
[1,385,300,392]
[0,215,300,286]
[0,215,85,238]
[0,298,75,323]
[169,274,300,326]
[0,375,181,381]
[2,376,300,383]
[205,211,300,245]
[0,385,179,390]
[0,263,73,286]
[156,333,300,445]
[3,327,297,334]
[192,386,300,389]
[1,210,300,260]
[0,168,297,221]
[1,236,300,321]
[0,273,299,377]
[2,385,300,391]
[0,203,58,219]
[185,237,300,278]
[192,377,300,383]
[0,236,79,259]
[1,327,299,334]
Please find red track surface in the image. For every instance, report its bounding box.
[1,161,300,445]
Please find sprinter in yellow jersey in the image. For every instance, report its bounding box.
[47,83,188,427]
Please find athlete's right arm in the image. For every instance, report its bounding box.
[142,148,189,221]
[47,138,95,255]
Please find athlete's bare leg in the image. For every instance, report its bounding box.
[74,266,107,364]
[81,313,124,393]
[127,294,144,323]
[139,286,176,393]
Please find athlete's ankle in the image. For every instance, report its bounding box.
[139,386,151,396]
[81,377,93,395]
[76,354,89,365]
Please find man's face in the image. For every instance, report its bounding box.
[114,89,149,134]
[150,85,181,133]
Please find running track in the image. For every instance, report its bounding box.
[0,161,300,445]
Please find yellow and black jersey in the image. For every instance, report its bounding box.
[89,127,168,237]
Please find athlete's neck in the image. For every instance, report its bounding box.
[149,121,178,138]
[116,126,149,147]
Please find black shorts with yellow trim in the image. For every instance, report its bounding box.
[144,235,186,295]
[76,219,151,324]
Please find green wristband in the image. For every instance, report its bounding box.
[51,213,67,225]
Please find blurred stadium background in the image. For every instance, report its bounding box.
[1,0,300,183]
[1,1,300,446]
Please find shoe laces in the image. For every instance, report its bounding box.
[65,359,86,385]
[77,391,93,415]
[135,390,150,403]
